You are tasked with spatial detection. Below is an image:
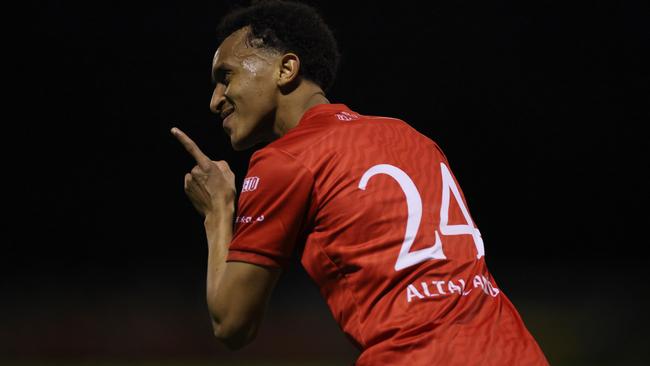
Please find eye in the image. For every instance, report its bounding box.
[213,68,232,86]
[221,71,232,85]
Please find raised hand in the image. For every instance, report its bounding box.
[171,127,236,218]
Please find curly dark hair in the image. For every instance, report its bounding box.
[216,0,340,92]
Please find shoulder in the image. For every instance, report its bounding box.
[250,145,302,167]
[247,145,315,181]
[263,104,442,162]
[262,104,354,156]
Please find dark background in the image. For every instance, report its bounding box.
[4,0,649,365]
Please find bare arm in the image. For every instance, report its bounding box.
[172,127,280,349]
[203,213,280,349]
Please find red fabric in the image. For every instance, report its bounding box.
[228,104,549,365]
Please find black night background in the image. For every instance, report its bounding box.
[4,1,648,365]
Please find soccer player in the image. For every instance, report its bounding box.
[172,1,549,364]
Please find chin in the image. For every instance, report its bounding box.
[226,128,244,151]
[230,135,253,151]
[231,142,246,151]
[229,127,267,151]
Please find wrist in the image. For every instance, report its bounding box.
[204,205,235,226]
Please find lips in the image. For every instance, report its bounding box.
[221,107,234,129]
[220,107,234,121]
[223,113,233,128]
[222,113,234,133]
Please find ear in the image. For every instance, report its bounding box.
[277,53,300,87]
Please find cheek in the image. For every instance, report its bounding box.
[256,73,279,101]
[231,66,277,121]
[241,79,276,111]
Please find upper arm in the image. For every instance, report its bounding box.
[209,261,281,349]
[212,149,313,348]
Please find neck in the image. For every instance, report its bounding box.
[273,84,330,138]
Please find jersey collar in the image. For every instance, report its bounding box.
[298,103,352,126]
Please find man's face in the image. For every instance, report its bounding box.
[210,28,280,151]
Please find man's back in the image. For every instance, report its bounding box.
[229,104,548,365]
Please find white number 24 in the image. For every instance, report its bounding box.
[358,163,485,271]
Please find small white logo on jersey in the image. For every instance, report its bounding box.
[335,111,359,121]
[242,176,260,192]
[235,214,265,224]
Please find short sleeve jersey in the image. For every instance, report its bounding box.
[228,104,549,366]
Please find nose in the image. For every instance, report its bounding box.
[210,84,227,115]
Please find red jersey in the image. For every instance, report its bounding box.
[227,104,548,365]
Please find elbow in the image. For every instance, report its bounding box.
[212,320,258,350]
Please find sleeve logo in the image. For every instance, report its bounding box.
[242,176,260,192]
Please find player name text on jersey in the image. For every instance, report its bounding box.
[406,274,500,303]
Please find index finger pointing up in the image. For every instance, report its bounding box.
[171,127,212,170]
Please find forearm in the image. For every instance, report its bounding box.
[204,208,234,324]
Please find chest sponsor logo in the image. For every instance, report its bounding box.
[242,176,260,192]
